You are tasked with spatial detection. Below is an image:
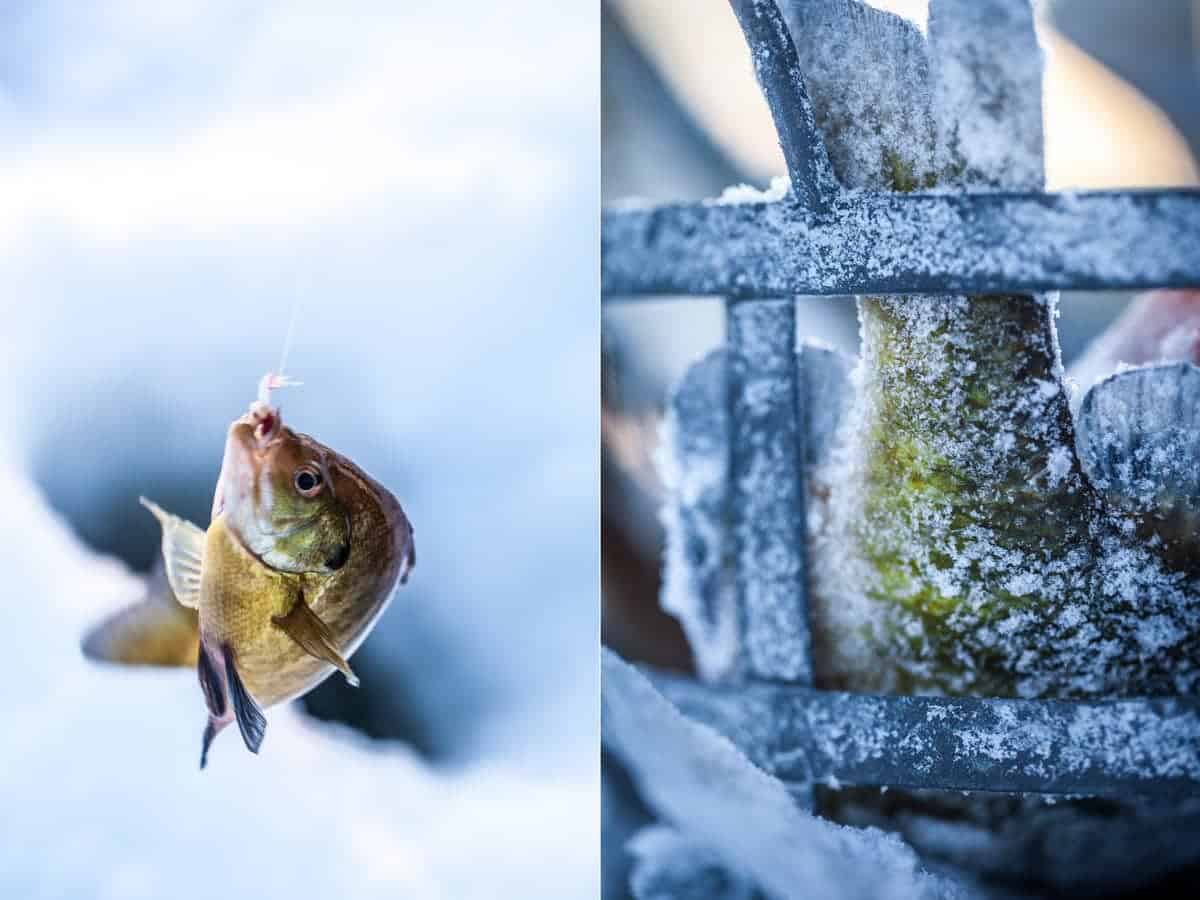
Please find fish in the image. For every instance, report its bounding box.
[83,373,415,767]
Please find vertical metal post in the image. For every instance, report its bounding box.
[726,298,812,686]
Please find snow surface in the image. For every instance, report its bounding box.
[0,466,596,899]
[603,651,969,900]
[0,2,597,896]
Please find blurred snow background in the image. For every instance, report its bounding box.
[0,1,598,897]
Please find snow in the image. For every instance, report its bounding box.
[633,4,1200,888]
[602,651,969,900]
[0,2,597,896]
[626,825,757,900]
[928,0,1045,190]
[655,340,853,683]
[1076,362,1200,519]
[709,175,792,207]
[656,350,740,682]
[0,464,597,899]
[726,300,812,682]
[780,0,945,191]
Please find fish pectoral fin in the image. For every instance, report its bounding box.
[272,595,360,687]
[139,497,206,609]
[223,645,267,754]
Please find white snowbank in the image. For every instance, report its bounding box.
[0,465,598,899]
[602,651,969,900]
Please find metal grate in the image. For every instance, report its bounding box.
[601,0,1200,801]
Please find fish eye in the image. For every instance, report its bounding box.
[294,468,324,497]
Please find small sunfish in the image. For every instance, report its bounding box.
[83,373,415,767]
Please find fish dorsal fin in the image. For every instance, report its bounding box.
[273,591,360,687]
[139,497,205,609]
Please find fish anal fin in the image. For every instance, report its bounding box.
[81,567,199,667]
[197,644,227,719]
[272,594,360,687]
[223,645,266,754]
[200,715,232,770]
[139,497,205,609]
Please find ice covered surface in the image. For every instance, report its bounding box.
[648,0,1200,700]
[780,0,944,191]
[727,301,811,682]
[657,350,739,682]
[626,826,756,900]
[601,189,1200,298]
[0,465,597,898]
[0,1,597,895]
[602,651,970,900]
[778,0,1044,191]
[657,674,1200,796]
[928,0,1044,190]
[1076,362,1200,521]
[806,292,1200,699]
[619,0,1200,892]
[657,341,855,682]
[775,0,1193,699]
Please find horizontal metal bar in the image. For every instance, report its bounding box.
[602,189,1200,298]
[652,672,1200,797]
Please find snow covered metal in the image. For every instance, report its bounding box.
[602,0,1200,810]
[602,189,1200,298]
[603,0,1200,299]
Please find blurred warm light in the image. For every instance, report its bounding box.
[611,0,1198,190]
[1042,29,1198,188]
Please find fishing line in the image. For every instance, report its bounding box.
[256,297,303,408]
[277,296,301,378]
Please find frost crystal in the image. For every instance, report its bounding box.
[657,350,739,681]
[627,826,757,900]
[710,175,792,207]
[603,652,969,900]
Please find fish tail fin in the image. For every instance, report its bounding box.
[81,566,200,667]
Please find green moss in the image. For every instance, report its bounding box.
[840,295,1093,696]
[881,149,942,193]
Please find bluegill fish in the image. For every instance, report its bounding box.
[83,374,415,767]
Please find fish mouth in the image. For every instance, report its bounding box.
[213,419,272,522]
